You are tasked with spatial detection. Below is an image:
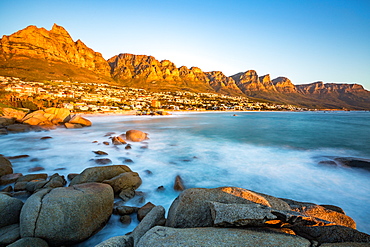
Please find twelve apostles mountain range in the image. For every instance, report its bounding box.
[0,24,369,110]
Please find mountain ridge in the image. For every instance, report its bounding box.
[1,24,369,110]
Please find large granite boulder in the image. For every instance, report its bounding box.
[0,224,20,246]
[1,108,27,121]
[7,237,49,247]
[95,235,132,247]
[103,171,142,194]
[0,156,13,177]
[137,226,311,247]
[281,198,356,229]
[0,194,24,228]
[20,183,114,246]
[166,187,291,228]
[69,165,132,186]
[22,110,53,126]
[44,108,70,124]
[68,115,92,127]
[125,130,148,142]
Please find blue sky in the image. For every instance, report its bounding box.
[1,0,369,89]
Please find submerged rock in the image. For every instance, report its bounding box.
[125,130,148,142]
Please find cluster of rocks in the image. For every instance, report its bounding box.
[97,187,370,247]
[319,157,370,172]
[0,107,91,134]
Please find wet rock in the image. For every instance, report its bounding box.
[144,170,153,175]
[6,124,32,133]
[0,224,20,246]
[0,173,22,185]
[0,116,15,127]
[70,165,132,186]
[103,141,110,145]
[318,160,337,166]
[103,171,142,194]
[7,237,49,247]
[122,158,134,163]
[14,182,28,191]
[40,136,52,140]
[137,202,156,222]
[120,215,132,225]
[7,155,30,160]
[1,108,27,122]
[115,206,137,215]
[125,144,132,150]
[125,130,148,142]
[156,186,165,192]
[0,156,13,177]
[174,175,185,191]
[28,166,45,172]
[133,206,165,246]
[166,187,290,228]
[119,189,136,202]
[0,128,8,135]
[94,158,112,165]
[20,183,114,246]
[334,157,370,172]
[0,193,24,228]
[104,132,116,137]
[67,173,79,181]
[68,115,92,127]
[137,226,311,247]
[17,174,48,183]
[1,185,13,192]
[112,136,127,145]
[210,202,278,227]
[93,150,108,155]
[95,235,132,247]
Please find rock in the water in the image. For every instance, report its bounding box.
[0,156,13,176]
[137,226,311,247]
[334,157,370,172]
[0,116,15,127]
[173,175,185,191]
[125,130,148,142]
[0,173,22,185]
[20,183,114,246]
[103,171,142,194]
[137,202,155,222]
[120,215,132,225]
[133,206,165,246]
[209,201,277,227]
[0,194,24,228]
[68,115,92,127]
[0,224,20,246]
[93,150,108,155]
[7,237,49,247]
[6,124,32,133]
[166,187,290,228]
[1,108,27,121]
[64,122,83,129]
[70,165,132,186]
[16,173,48,182]
[94,158,112,165]
[115,206,137,216]
[112,136,127,145]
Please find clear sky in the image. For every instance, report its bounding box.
[1,0,369,89]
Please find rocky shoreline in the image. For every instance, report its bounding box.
[1,113,370,246]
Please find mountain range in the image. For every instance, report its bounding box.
[1,24,369,110]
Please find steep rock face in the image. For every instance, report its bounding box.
[232,70,276,93]
[296,82,368,95]
[205,71,243,95]
[0,24,110,76]
[271,77,297,93]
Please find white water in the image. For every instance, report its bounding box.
[1,112,369,246]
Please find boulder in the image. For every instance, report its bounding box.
[291,225,370,244]
[0,194,24,227]
[6,124,32,133]
[68,115,92,127]
[103,171,142,194]
[0,173,22,185]
[0,224,20,246]
[44,108,70,124]
[115,206,137,216]
[281,198,356,229]
[112,136,127,145]
[20,183,114,246]
[137,226,311,247]
[64,122,83,129]
[95,235,133,247]
[209,202,277,227]
[125,130,148,142]
[0,156,13,177]
[132,206,165,246]
[1,108,27,121]
[7,237,49,247]
[22,110,53,126]
[166,187,290,228]
[0,116,15,127]
[16,173,48,182]
[334,157,370,172]
[173,175,185,191]
[70,165,132,186]
[137,202,155,221]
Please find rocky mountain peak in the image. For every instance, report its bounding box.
[271,77,296,93]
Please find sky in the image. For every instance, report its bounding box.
[0,0,369,89]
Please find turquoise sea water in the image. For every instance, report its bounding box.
[1,111,369,245]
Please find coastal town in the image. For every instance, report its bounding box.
[0,76,307,113]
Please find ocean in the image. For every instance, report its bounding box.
[1,111,370,245]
